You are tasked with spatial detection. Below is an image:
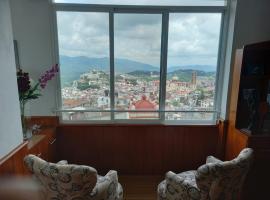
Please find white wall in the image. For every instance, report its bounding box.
[10,0,57,116]
[0,0,23,159]
[233,0,270,49]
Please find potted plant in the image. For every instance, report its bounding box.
[17,64,58,140]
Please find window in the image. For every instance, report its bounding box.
[165,13,221,121]
[54,0,226,6]
[57,11,111,120]
[114,14,162,119]
[54,1,226,123]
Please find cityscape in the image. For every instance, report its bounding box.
[61,57,216,121]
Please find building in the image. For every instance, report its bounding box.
[191,71,197,86]
[128,95,159,119]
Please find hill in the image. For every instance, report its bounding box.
[128,69,215,82]
[59,55,216,85]
[128,70,160,77]
[60,55,158,85]
[167,69,216,82]
[168,65,216,72]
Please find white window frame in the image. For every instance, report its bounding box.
[50,1,230,125]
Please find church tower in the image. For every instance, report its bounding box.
[191,71,197,86]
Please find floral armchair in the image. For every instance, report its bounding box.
[158,148,254,200]
[24,154,123,200]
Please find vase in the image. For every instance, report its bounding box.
[20,101,32,140]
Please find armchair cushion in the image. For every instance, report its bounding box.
[196,148,254,200]
[157,148,254,200]
[24,155,123,200]
[158,171,201,200]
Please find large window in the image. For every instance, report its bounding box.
[57,11,111,120]
[55,1,226,123]
[165,13,221,120]
[114,14,162,119]
[54,0,226,6]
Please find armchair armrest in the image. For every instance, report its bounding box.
[105,170,119,183]
[87,170,120,200]
[166,171,184,182]
[206,156,222,164]
[56,160,68,165]
[166,171,194,187]
[165,171,200,199]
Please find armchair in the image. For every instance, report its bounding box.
[24,154,123,200]
[158,148,254,200]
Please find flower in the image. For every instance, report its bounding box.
[39,64,59,89]
[17,70,31,93]
[16,64,59,103]
[17,64,58,140]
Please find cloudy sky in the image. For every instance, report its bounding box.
[57,2,222,68]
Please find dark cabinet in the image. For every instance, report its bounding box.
[235,41,270,135]
[227,41,270,199]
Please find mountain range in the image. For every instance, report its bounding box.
[128,70,215,82]
[167,65,216,73]
[60,55,216,85]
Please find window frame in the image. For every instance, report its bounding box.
[51,1,229,125]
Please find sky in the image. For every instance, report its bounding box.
[56,2,222,68]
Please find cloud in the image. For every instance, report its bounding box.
[114,14,162,66]
[57,11,221,67]
[167,13,221,66]
[57,12,109,58]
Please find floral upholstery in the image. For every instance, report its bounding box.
[24,154,123,200]
[157,148,254,200]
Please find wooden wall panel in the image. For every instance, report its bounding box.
[216,120,228,159]
[0,117,58,176]
[27,116,59,127]
[225,49,249,160]
[226,125,248,160]
[0,142,28,175]
[57,124,219,175]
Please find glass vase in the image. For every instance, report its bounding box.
[20,101,31,140]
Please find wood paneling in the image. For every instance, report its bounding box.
[57,124,219,175]
[27,128,57,162]
[27,116,59,127]
[0,142,28,175]
[216,120,228,159]
[225,49,248,160]
[226,126,248,160]
[0,122,57,176]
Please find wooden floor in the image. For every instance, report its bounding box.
[119,176,163,200]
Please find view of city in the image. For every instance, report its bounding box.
[60,57,216,120]
[57,12,221,121]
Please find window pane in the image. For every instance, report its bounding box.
[166,112,214,121]
[165,13,221,120]
[57,11,110,120]
[114,14,162,120]
[54,0,226,6]
[62,111,110,120]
